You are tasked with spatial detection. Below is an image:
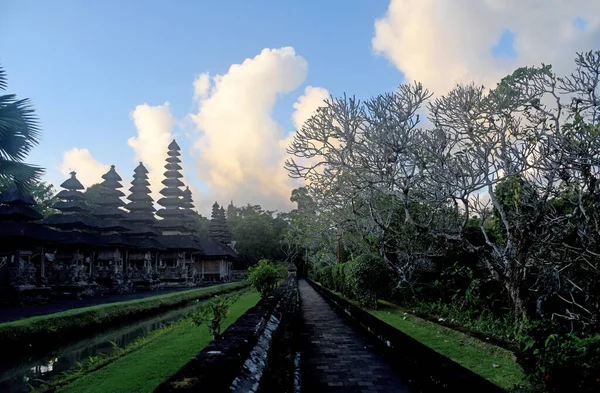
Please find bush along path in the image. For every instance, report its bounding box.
[0,281,249,357]
[35,290,261,393]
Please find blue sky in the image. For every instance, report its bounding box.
[3,0,589,214]
[1,1,400,192]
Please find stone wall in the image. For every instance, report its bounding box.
[154,274,298,393]
[307,279,506,392]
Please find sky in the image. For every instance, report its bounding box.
[1,0,599,216]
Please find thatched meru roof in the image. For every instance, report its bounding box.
[155,140,187,231]
[0,222,65,247]
[0,184,36,206]
[158,235,203,252]
[60,171,85,190]
[198,236,238,260]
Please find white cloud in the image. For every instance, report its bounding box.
[193,73,211,101]
[190,47,312,212]
[59,148,110,188]
[291,86,330,130]
[373,0,600,95]
[127,102,175,197]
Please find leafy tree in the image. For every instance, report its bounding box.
[0,64,44,191]
[84,183,103,207]
[190,294,239,340]
[0,180,58,218]
[248,259,286,297]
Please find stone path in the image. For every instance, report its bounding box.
[299,279,413,393]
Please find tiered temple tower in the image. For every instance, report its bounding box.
[124,162,161,287]
[92,165,130,289]
[156,140,188,235]
[44,171,103,286]
[209,202,232,244]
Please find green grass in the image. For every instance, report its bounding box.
[0,281,249,354]
[371,300,528,390]
[56,291,261,393]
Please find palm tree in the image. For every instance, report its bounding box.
[0,64,44,191]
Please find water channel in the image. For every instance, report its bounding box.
[0,303,198,393]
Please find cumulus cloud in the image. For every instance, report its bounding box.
[127,102,175,196]
[59,148,110,188]
[291,86,330,130]
[373,0,600,95]
[190,47,313,212]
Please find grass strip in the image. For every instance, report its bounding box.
[312,281,528,390]
[0,281,249,355]
[371,301,528,390]
[55,291,261,393]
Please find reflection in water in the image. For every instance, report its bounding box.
[0,305,196,393]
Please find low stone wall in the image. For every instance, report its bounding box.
[154,274,298,393]
[307,279,506,393]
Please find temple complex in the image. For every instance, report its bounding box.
[0,139,238,303]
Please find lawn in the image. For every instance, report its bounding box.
[0,281,249,354]
[371,300,528,390]
[57,291,261,393]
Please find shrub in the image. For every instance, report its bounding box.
[190,294,239,340]
[319,265,334,289]
[331,263,349,295]
[346,254,393,308]
[248,259,283,297]
[517,321,600,392]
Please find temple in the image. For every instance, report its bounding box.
[0,139,238,304]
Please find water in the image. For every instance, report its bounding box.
[0,304,198,393]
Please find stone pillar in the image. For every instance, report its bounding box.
[40,248,45,280]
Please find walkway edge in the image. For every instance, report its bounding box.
[306,278,506,392]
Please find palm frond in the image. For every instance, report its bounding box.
[0,95,41,143]
[0,65,6,91]
[0,159,44,193]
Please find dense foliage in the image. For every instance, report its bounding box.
[284,51,600,391]
[0,64,44,191]
[190,294,239,340]
[247,259,286,297]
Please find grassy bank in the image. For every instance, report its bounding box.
[311,280,527,390]
[54,291,261,393]
[371,301,527,390]
[0,281,249,355]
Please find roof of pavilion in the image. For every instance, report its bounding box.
[197,236,238,260]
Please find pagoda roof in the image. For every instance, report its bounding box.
[126,236,166,251]
[43,214,102,231]
[133,162,149,174]
[156,197,184,207]
[126,201,156,210]
[161,178,184,188]
[55,189,86,201]
[127,191,153,202]
[158,234,203,252]
[99,183,125,194]
[159,188,184,197]
[102,165,123,182]
[166,156,181,164]
[163,170,183,179]
[131,178,151,187]
[168,139,181,151]
[60,171,85,190]
[0,221,66,246]
[164,162,182,171]
[96,218,131,232]
[52,200,89,212]
[55,231,107,248]
[124,223,160,236]
[156,208,185,218]
[127,211,157,223]
[95,195,126,206]
[0,205,43,221]
[198,236,238,259]
[0,184,37,206]
[92,207,127,219]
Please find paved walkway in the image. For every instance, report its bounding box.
[299,279,412,393]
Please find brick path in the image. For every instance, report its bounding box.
[299,279,413,393]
